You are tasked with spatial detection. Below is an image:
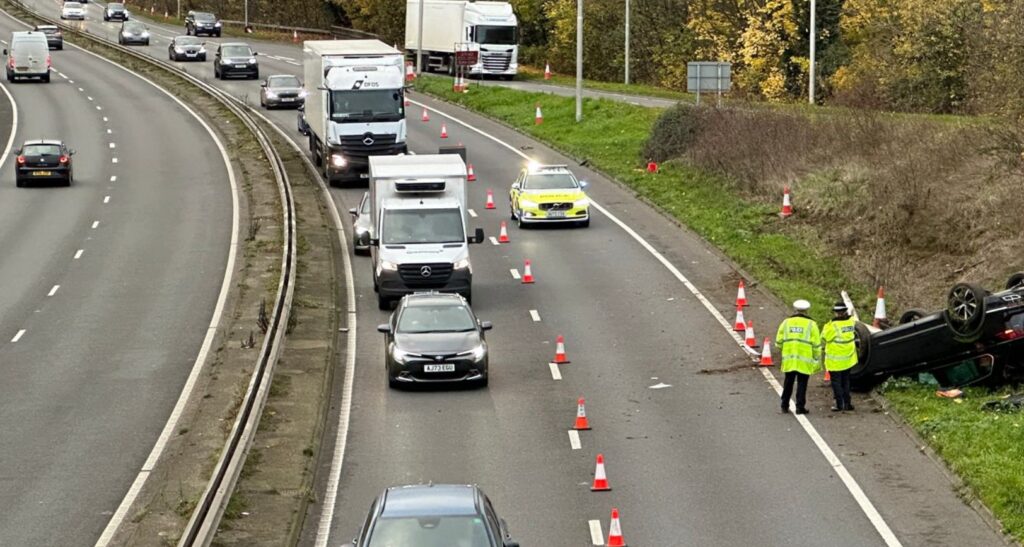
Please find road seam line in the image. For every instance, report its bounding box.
[568,430,581,450]
[548,362,562,380]
[529,309,540,322]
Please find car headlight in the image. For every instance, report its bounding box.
[248,58,257,65]
[214,21,222,27]
[265,90,278,98]
[469,344,486,361]
[391,347,414,364]
[330,154,346,167]
[379,260,398,271]
[220,58,230,65]
[199,47,206,54]
[453,257,470,270]
[574,198,590,208]
[141,31,150,37]
[519,198,538,209]
[174,47,184,53]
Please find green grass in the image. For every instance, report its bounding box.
[517,65,694,102]
[881,380,1024,540]
[415,76,863,322]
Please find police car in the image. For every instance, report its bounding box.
[508,163,590,228]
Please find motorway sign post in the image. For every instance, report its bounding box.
[686,62,731,107]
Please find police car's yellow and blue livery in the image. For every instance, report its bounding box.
[508,163,590,228]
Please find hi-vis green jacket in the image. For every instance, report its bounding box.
[775,314,822,375]
[822,317,858,372]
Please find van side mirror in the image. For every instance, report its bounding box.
[376,324,391,333]
[470,227,485,244]
[2,49,7,56]
[69,149,76,155]
[260,81,267,87]
[510,182,519,190]
[369,237,380,246]
[348,208,358,217]
[480,321,493,331]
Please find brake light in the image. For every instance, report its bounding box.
[59,155,69,164]
[995,328,1023,341]
[16,155,25,165]
[46,54,51,68]
[7,57,13,69]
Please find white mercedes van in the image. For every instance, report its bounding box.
[5,31,51,82]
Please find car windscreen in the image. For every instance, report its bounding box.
[23,144,62,156]
[109,3,124,9]
[176,36,201,46]
[268,75,300,88]
[221,45,252,57]
[329,89,403,123]
[381,209,464,245]
[524,173,578,190]
[397,304,477,334]
[194,13,215,21]
[123,22,145,32]
[360,195,370,214]
[64,2,82,8]
[475,25,516,45]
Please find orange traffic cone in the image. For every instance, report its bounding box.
[421,108,430,122]
[733,306,746,332]
[759,338,773,366]
[544,62,552,80]
[744,320,757,348]
[535,103,543,125]
[873,286,886,328]
[646,162,658,173]
[485,189,496,209]
[467,163,476,181]
[553,335,569,364]
[404,97,410,107]
[736,280,748,308]
[781,186,793,217]
[292,30,299,43]
[440,123,449,139]
[405,62,416,82]
[498,221,510,243]
[591,454,611,491]
[573,397,591,430]
[522,259,535,284]
[606,508,626,547]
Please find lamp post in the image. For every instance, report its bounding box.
[575,0,583,122]
[808,0,815,105]
[624,0,630,85]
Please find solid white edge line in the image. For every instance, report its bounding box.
[48,285,59,296]
[548,362,562,380]
[509,268,520,280]
[529,309,540,322]
[568,430,581,450]
[73,249,83,259]
[588,519,604,545]
[0,81,17,169]
[11,328,25,343]
[409,98,903,547]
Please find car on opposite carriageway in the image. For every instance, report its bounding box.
[14,140,75,187]
[341,484,519,547]
[60,1,85,20]
[509,162,591,228]
[168,36,206,61]
[34,25,62,50]
[103,3,129,21]
[185,11,221,37]
[118,21,150,46]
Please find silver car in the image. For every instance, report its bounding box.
[349,191,372,255]
[60,1,85,20]
[259,74,306,109]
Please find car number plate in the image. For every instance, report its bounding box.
[282,97,295,102]
[423,364,455,373]
[546,210,566,218]
[235,64,247,68]
[33,171,52,176]
[359,173,369,179]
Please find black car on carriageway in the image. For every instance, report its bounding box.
[14,139,75,187]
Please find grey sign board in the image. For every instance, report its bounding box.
[687,62,731,105]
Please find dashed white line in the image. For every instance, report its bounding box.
[103,195,111,203]
[74,249,84,259]
[468,208,478,218]
[102,116,108,122]
[109,175,117,182]
[11,329,26,343]
[111,157,117,163]
[96,106,102,111]
[77,87,83,92]
[106,129,112,134]
[58,72,67,79]
[510,268,520,280]
[548,362,562,380]
[488,236,499,245]
[47,285,59,296]
[87,95,93,101]
[568,430,581,450]
[109,142,115,148]
[588,520,604,545]
[529,309,541,322]
[67,79,74,84]
[91,221,99,229]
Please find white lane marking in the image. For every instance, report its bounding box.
[468,208,477,218]
[103,195,110,203]
[111,157,117,163]
[548,362,562,380]
[568,430,581,450]
[589,520,604,545]
[96,106,102,110]
[529,309,541,322]
[488,236,499,245]
[68,79,73,84]
[74,249,83,259]
[0,81,19,170]
[58,72,67,79]
[87,95,93,101]
[109,175,116,182]
[91,220,99,229]
[102,116,108,122]
[77,87,83,91]
[48,285,59,296]
[106,128,112,134]
[410,98,903,547]
[109,142,115,148]
[11,329,25,343]
[510,268,520,280]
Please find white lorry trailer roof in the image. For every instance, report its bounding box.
[303,40,400,57]
[370,154,467,179]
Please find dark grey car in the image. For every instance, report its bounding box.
[185,11,221,37]
[118,21,149,46]
[349,191,372,255]
[342,484,518,547]
[259,74,305,109]
[168,36,205,61]
[34,25,62,50]
[103,2,128,21]
[377,292,491,388]
[214,43,258,79]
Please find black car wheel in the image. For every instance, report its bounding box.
[945,282,987,342]
[899,308,929,325]
[15,177,24,188]
[848,322,878,391]
[377,294,391,310]
[1006,272,1024,290]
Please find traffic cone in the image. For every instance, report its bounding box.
[646,161,658,173]
[544,62,552,80]
[150,6,154,13]
[498,221,510,243]
[733,306,746,332]
[440,123,448,139]
[292,30,299,43]
[744,320,756,348]
[553,335,569,364]
[606,508,626,547]
[164,10,168,18]
[421,108,430,122]
[781,186,793,217]
[467,163,476,181]
[485,189,496,209]
[573,397,591,430]
[405,62,416,82]
[535,103,543,125]
[735,280,748,308]
[873,286,886,328]
[522,259,535,284]
[591,454,611,491]
[759,338,773,366]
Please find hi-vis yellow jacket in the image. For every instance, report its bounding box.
[775,315,822,375]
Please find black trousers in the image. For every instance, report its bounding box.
[781,371,809,411]
[830,369,852,409]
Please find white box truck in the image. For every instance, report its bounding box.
[405,0,518,79]
[368,154,485,309]
[302,40,408,186]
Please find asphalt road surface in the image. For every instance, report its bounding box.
[0,7,233,545]
[17,1,1009,545]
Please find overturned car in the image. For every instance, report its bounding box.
[850,272,1024,391]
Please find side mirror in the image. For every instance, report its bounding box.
[297,104,305,112]
[480,321,493,331]
[579,180,589,189]
[69,149,76,155]
[470,227,485,244]
[349,208,358,216]
[14,148,21,155]
[253,51,259,56]
[377,324,392,333]
[260,81,267,87]
[3,49,7,56]
[369,237,380,246]
[510,182,519,190]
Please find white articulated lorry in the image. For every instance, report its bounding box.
[405,0,518,79]
[369,154,485,310]
[302,40,407,186]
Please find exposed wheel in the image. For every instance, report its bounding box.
[848,322,878,391]
[1006,272,1024,290]
[899,308,929,325]
[64,173,72,186]
[945,282,987,343]
[516,210,526,229]
[388,375,400,389]
[42,73,49,83]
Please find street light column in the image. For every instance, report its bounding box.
[624,0,629,85]
[575,0,583,122]
[809,0,816,104]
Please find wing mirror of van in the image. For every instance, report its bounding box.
[469,227,485,244]
[69,149,76,155]
[2,49,7,56]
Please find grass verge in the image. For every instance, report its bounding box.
[516,64,694,102]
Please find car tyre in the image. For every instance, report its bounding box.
[899,308,929,325]
[377,294,391,310]
[848,322,877,392]
[42,73,50,83]
[577,218,590,228]
[945,282,987,343]
[1006,272,1024,290]
[15,177,24,188]
[144,40,150,46]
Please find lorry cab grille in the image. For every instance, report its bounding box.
[398,263,454,285]
[482,52,511,72]
[338,133,398,157]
